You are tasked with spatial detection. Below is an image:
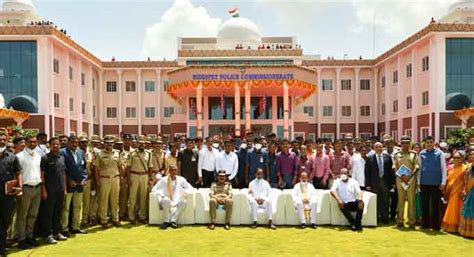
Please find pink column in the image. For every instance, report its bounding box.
[245,81,251,133]
[196,82,203,138]
[234,82,241,137]
[283,81,289,138]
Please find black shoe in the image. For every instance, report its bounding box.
[18,240,31,249]
[61,231,70,237]
[310,223,317,229]
[224,224,230,230]
[252,221,257,229]
[351,225,357,231]
[300,223,306,229]
[160,222,170,229]
[71,229,88,234]
[170,222,178,229]
[27,238,39,247]
[357,226,363,231]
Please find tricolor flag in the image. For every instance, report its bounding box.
[228,7,239,18]
[258,95,266,115]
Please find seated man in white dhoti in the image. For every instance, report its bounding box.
[151,165,193,229]
[248,168,277,229]
[292,171,318,229]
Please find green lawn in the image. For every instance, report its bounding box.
[8,223,473,257]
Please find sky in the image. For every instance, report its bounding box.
[25,0,460,61]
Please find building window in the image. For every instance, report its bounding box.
[393,100,398,113]
[406,64,412,78]
[163,80,169,91]
[422,91,429,106]
[406,96,412,109]
[106,81,117,92]
[106,107,117,118]
[145,107,155,118]
[422,56,429,71]
[303,106,314,117]
[321,133,334,141]
[391,131,398,141]
[393,70,398,83]
[53,59,59,74]
[145,81,155,92]
[126,107,136,118]
[69,98,74,112]
[322,79,333,91]
[360,133,372,140]
[381,76,386,88]
[381,103,386,115]
[421,127,430,140]
[69,66,73,80]
[445,126,461,138]
[54,93,60,108]
[93,105,96,118]
[322,106,333,117]
[81,102,86,115]
[404,129,412,139]
[125,81,136,92]
[341,106,351,117]
[164,107,174,118]
[92,79,96,90]
[360,106,370,116]
[341,79,351,90]
[81,73,85,85]
[360,79,370,90]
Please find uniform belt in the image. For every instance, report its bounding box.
[23,183,42,188]
[100,174,120,179]
[130,171,148,175]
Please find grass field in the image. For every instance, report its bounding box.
[7,222,473,257]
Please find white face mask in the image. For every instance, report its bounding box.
[341,174,348,182]
[0,146,5,152]
[240,143,247,149]
[255,143,262,150]
[445,153,451,159]
[212,143,219,149]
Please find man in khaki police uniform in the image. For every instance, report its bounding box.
[209,170,233,230]
[79,136,98,228]
[127,135,153,224]
[93,135,123,228]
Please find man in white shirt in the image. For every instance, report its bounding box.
[152,165,193,229]
[247,168,276,229]
[34,133,49,157]
[197,138,219,188]
[350,145,368,190]
[215,140,238,186]
[330,168,364,231]
[292,172,317,229]
[15,135,42,248]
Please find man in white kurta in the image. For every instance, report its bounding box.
[151,165,193,229]
[248,168,276,229]
[292,172,318,229]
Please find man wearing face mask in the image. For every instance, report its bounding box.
[245,138,269,187]
[248,168,276,229]
[197,138,218,188]
[236,139,248,189]
[330,168,364,231]
[292,172,317,229]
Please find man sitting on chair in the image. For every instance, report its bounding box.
[151,165,192,229]
[330,168,364,231]
[209,170,233,230]
[292,172,317,229]
[248,168,276,229]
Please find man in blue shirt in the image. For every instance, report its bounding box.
[245,138,269,186]
[60,135,88,236]
[267,142,278,188]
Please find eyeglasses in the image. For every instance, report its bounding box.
[452,157,461,160]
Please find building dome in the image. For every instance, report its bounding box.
[217,17,262,50]
[2,0,35,13]
[441,0,474,24]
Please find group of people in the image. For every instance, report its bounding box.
[0,129,473,256]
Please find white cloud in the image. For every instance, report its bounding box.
[141,0,221,59]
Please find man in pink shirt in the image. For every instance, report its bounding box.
[329,140,351,187]
[308,143,331,189]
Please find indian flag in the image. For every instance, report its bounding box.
[229,8,239,18]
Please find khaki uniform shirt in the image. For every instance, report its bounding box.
[127,149,153,172]
[93,149,122,177]
[393,150,419,178]
[210,182,233,199]
[151,149,165,172]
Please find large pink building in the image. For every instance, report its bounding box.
[0,0,473,142]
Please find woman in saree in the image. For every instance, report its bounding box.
[441,151,468,233]
[458,150,474,238]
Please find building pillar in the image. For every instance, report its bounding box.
[136,69,142,135]
[99,71,104,137]
[77,61,83,135]
[245,81,251,133]
[411,49,418,141]
[335,68,341,139]
[283,81,289,139]
[384,65,390,137]
[316,68,322,137]
[65,54,71,135]
[196,82,203,138]
[117,70,123,134]
[88,66,94,136]
[373,68,379,137]
[155,69,162,134]
[397,56,402,142]
[354,68,360,137]
[234,82,241,137]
